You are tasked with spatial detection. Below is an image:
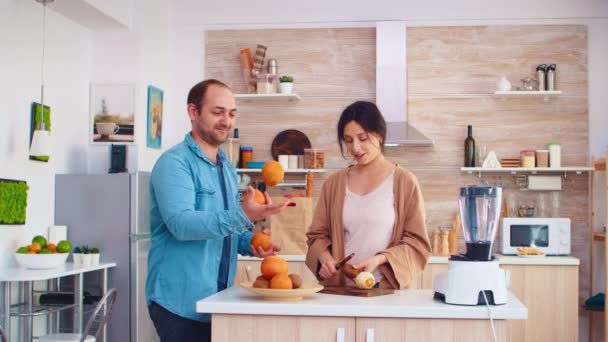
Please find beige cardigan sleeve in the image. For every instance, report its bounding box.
[305,176,334,277]
[379,170,432,289]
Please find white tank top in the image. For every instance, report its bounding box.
[343,172,395,284]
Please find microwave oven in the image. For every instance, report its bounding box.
[501,217,571,255]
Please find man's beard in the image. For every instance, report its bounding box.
[197,125,231,147]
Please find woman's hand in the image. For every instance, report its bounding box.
[241,186,290,222]
[250,228,281,257]
[318,250,337,280]
[352,254,388,274]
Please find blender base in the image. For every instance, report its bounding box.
[432,258,508,306]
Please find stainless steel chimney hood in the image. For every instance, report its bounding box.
[376,22,433,147]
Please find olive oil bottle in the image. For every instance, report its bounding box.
[464,125,475,167]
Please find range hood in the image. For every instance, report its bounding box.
[376,22,433,147]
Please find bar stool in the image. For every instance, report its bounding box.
[39,288,117,342]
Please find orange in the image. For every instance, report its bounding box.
[46,243,57,252]
[253,189,266,205]
[29,242,42,253]
[251,232,271,251]
[270,273,293,289]
[261,256,289,280]
[261,160,284,187]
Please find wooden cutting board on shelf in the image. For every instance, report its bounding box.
[320,286,395,297]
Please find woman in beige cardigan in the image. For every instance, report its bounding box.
[306,101,431,289]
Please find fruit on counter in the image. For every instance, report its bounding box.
[260,255,289,280]
[253,189,266,205]
[56,240,72,253]
[261,160,284,187]
[32,235,47,249]
[288,273,302,289]
[253,275,270,289]
[29,242,42,253]
[270,273,293,289]
[40,249,53,254]
[46,243,57,253]
[251,231,271,251]
[342,263,361,280]
[354,271,376,289]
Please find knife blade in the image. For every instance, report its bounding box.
[334,253,355,270]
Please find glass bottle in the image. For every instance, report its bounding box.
[464,125,475,167]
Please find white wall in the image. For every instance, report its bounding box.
[0,0,91,268]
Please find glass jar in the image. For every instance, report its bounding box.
[240,146,253,168]
[548,142,561,168]
[520,149,536,168]
[256,73,277,94]
[304,148,325,169]
[535,150,549,168]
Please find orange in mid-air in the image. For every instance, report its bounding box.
[251,231,271,251]
[260,255,289,280]
[270,273,293,289]
[261,160,284,187]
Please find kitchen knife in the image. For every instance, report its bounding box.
[335,253,355,270]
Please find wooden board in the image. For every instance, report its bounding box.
[320,286,394,297]
[270,129,311,160]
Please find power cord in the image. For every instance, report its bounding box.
[481,291,497,342]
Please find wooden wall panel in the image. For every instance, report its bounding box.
[206,25,590,336]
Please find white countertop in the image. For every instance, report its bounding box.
[0,262,117,281]
[196,287,527,320]
[239,254,579,266]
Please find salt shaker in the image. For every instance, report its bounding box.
[546,64,557,90]
[536,64,546,91]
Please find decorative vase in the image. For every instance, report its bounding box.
[91,253,100,266]
[496,76,511,91]
[279,82,293,94]
[73,253,82,266]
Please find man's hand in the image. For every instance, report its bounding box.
[352,254,387,274]
[241,186,290,222]
[250,229,281,257]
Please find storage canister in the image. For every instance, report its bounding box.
[304,148,325,169]
[520,150,536,168]
[548,142,561,168]
[535,150,549,168]
[240,146,253,168]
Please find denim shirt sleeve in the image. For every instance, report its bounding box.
[151,153,252,241]
[237,230,254,256]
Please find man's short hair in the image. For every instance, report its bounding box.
[187,79,230,111]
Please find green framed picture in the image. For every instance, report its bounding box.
[29,102,51,162]
[0,178,29,224]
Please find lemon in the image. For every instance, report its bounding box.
[56,240,72,253]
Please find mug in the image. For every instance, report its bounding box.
[96,122,120,137]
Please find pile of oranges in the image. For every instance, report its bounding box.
[253,255,302,290]
[16,236,71,255]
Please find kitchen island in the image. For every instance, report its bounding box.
[196,287,527,341]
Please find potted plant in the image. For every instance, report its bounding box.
[90,247,100,266]
[73,246,83,266]
[279,75,294,94]
[78,245,92,267]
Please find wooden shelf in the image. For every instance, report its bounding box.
[493,90,563,98]
[234,93,301,102]
[594,159,606,171]
[236,168,325,174]
[594,232,606,241]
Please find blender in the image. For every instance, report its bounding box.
[433,186,508,305]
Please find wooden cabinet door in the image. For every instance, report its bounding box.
[420,264,448,289]
[355,317,506,341]
[213,314,356,342]
[502,264,578,342]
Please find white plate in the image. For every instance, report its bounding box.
[517,254,546,258]
[241,282,324,301]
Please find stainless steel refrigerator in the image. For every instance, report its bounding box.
[55,172,159,342]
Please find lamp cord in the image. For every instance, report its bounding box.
[38,0,47,130]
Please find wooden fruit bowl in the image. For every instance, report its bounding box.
[241,282,324,301]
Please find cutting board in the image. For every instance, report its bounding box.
[270,129,311,160]
[320,286,395,297]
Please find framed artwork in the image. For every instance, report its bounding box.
[29,102,51,162]
[0,178,29,224]
[146,85,163,149]
[90,83,135,144]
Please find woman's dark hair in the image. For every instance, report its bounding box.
[337,101,387,157]
[187,79,230,112]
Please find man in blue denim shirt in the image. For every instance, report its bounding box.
[146,79,287,342]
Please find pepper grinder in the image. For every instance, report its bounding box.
[432,230,440,255]
[440,230,450,256]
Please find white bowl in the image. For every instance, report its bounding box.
[14,253,69,269]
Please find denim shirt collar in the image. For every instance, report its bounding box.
[184,132,228,166]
